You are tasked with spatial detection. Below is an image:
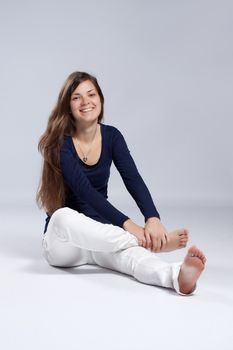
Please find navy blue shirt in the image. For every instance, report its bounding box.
[43,123,160,234]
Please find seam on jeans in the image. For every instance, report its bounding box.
[119,252,151,275]
[53,224,70,242]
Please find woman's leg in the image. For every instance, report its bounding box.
[42,207,139,267]
[41,207,199,295]
[42,235,94,267]
[91,247,191,295]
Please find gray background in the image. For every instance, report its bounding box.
[0,0,232,209]
[0,1,233,350]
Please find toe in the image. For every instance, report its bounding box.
[202,255,207,263]
[188,245,198,256]
[197,250,204,258]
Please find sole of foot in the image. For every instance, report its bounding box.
[178,245,206,294]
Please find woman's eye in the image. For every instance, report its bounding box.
[72,94,96,101]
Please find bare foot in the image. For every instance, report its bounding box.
[160,228,189,252]
[178,245,207,294]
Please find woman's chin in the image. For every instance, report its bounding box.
[75,116,99,125]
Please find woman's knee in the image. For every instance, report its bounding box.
[49,207,80,229]
[42,237,90,268]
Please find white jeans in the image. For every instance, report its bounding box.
[41,207,193,295]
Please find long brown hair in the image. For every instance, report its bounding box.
[36,71,105,215]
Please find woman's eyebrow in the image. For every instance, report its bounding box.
[72,89,95,96]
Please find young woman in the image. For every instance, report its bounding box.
[36,71,206,295]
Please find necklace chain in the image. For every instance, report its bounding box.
[75,125,98,163]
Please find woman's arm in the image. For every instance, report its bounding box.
[122,218,148,248]
[112,128,160,222]
[112,128,170,251]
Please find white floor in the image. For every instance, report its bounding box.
[1,204,233,350]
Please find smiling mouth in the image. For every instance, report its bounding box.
[80,107,94,113]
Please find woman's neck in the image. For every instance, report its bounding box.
[74,121,99,144]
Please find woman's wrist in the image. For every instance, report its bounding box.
[123,218,132,230]
[146,216,160,223]
[123,219,144,235]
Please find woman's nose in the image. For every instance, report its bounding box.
[81,96,90,105]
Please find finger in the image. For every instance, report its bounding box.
[145,232,152,250]
[138,239,144,247]
[155,237,163,252]
[160,230,169,249]
[152,237,158,252]
[141,236,147,248]
[161,233,167,248]
[165,233,170,244]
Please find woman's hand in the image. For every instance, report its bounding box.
[123,219,147,248]
[144,217,169,252]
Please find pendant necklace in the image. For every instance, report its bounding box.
[75,125,98,163]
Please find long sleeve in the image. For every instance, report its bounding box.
[60,146,130,227]
[112,128,160,221]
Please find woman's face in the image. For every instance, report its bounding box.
[70,80,102,124]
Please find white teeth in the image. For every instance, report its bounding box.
[80,108,93,112]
